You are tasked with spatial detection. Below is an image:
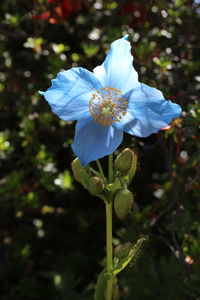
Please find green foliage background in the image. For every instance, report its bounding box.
[0,0,199,299]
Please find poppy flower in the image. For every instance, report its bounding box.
[39,36,181,166]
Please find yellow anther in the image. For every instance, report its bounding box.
[89,87,128,126]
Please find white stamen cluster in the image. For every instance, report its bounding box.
[89,87,128,126]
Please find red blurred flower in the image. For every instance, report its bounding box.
[32,0,82,23]
[121,2,148,27]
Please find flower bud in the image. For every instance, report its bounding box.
[114,148,134,175]
[114,242,132,259]
[114,189,133,220]
[71,158,92,189]
[88,176,104,195]
[71,158,83,183]
[123,151,138,185]
[128,151,138,181]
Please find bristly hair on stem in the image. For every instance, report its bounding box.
[96,159,105,178]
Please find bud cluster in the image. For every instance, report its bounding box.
[71,150,142,288]
[72,148,138,220]
[71,158,105,196]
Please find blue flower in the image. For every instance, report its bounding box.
[39,36,181,166]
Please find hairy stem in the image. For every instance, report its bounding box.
[108,153,113,183]
[106,201,113,300]
[106,153,114,300]
[96,159,105,178]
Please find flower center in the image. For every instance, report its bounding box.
[89,87,128,126]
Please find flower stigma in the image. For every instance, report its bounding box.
[89,87,128,126]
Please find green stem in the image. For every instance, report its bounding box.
[105,153,114,300]
[108,154,113,183]
[106,201,113,300]
[96,160,105,178]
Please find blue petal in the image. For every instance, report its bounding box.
[71,118,123,166]
[39,67,102,121]
[93,36,139,94]
[113,83,182,137]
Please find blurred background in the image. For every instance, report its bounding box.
[0,0,200,299]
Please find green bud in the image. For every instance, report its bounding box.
[114,148,134,175]
[114,243,132,259]
[123,151,138,185]
[128,151,138,181]
[71,158,83,183]
[88,176,104,195]
[114,189,133,220]
[71,158,92,189]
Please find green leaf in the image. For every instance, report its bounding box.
[94,269,119,300]
[113,238,146,275]
[94,269,107,300]
[82,43,99,57]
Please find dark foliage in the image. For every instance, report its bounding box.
[0,0,199,299]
